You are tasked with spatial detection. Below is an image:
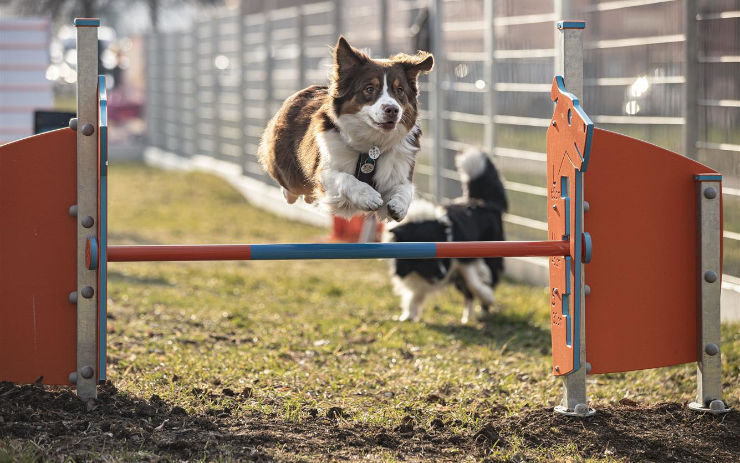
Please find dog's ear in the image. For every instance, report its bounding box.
[334,36,368,75]
[392,51,434,82]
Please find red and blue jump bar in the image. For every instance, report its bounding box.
[107,240,570,262]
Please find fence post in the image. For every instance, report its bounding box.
[264,2,274,120]
[428,0,443,201]
[333,0,343,37]
[380,0,389,57]
[239,1,248,173]
[683,0,698,159]
[298,5,306,89]
[483,0,495,155]
[554,20,592,417]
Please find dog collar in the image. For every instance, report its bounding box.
[354,145,381,187]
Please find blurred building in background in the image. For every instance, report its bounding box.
[0,16,54,143]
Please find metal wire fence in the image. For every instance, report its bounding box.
[145,0,740,283]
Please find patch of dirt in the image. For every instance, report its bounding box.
[482,401,740,462]
[1,381,738,462]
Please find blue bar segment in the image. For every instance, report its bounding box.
[249,242,437,260]
[694,174,722,181]
[74,18,100,26]
[557,21,586,29]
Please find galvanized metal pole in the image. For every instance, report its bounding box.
[554,20,592,417]
[297,5,306,89]
[483,0,495,154]
[333,0,343,38]
[73,18,100,401]
[689,177,730,414]
[379,0,389,57]
[429,0,443,201]
[264,3,274,117]
[683,0,698,159]
[239,1,248,173]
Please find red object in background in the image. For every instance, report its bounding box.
[107,88,142,123]
[328,216,383,242]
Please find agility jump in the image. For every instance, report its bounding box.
[0,19,729,417]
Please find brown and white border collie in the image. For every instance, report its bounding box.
[258,37,433,221]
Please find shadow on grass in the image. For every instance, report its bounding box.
[425,309,550,354]
[107,269,174,287]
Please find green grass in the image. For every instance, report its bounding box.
[5,163,736,462]
[112,166,736,410]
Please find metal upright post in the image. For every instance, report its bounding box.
[333,0,343,37]
[239,1,248,173]
[689,176,730,414]
[264,3,274,118]
[297,5,306,89]
[379,0,389,57]
[683,0,698,159]
[73,18,100,401]
[483,0,495,154]
[429,0,443,201]
[554,20,592,417]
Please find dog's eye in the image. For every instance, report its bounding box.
[396,87,405,97]
[364,85,375,94]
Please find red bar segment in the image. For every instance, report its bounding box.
[436,240,570,258]
[108,245,252,262]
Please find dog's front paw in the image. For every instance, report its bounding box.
[350,184,384,211]
[387,196,411,222]
[398,313,419,322]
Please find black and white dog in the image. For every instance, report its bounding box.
[384,148,508,323]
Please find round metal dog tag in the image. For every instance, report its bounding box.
[360,161,375,174]
[368,145,381,160]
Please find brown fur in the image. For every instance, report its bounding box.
[258,36,433,205]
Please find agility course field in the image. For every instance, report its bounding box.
[1,164,738,462]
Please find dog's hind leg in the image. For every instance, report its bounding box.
[282,187,300,204]
[461,297,474,324]
[459,262,495,307]
[399,289,426,322]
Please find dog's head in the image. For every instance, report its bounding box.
[330,36,433,137]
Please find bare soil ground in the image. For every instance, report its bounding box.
[1,381,738,462]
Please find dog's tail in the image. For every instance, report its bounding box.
[455,148,508,212]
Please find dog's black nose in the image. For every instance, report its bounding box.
[382,104,399,119]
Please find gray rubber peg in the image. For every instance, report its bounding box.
[574,403,590,416]
[68,291,78,304]
[703,187,717,199]
[583,201,590,212]
[705,343,720,356]
[81,365,94,379]
[709,400,726,412]
[81,123,95,136]
[69,205,78,217]
[81,286,94,298]
[69,118,78,131]
[81,216,94,228]
[68,371,77,384]
[704,270,718,283]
